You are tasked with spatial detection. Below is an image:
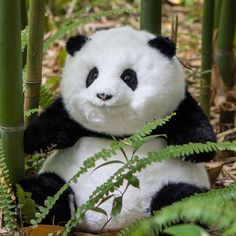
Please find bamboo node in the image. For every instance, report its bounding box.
[24,80,42,84]
[0,125,24,132]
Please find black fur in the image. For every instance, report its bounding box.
[155,91,216,162]
[150,182,207,212]
[148,36,176,59]
[17,173,74,226]
[24,98,82,154]
[24,91,216,162]
[66,35,89,56]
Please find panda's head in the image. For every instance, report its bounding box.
[61,26,185,136]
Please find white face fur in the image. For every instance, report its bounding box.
[61,26,185,136]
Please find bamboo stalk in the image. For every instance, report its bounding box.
[140,0,162,35]
[20,0,28,30]
[213,0,222,30]
[215,0,236,89]
[21,0,28,67]
[24,0,45,127]
[200,0,215,117]
[0,0,24,183]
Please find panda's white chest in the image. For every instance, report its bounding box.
[40,137,209,232]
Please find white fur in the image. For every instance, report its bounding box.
[40,137,209,232]
[41,26,210,232]
[61,26,185,136]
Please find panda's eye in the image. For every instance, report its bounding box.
[120,69,138,91]
[86,67,99,88]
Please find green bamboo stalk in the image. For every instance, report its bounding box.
[213,0,222,30]
[215,0,236,89]
[0,0,25,183]
[140,0,162,35]
[24,0,45,127]
[21,0,28,67]
[20,0,28,30]
[200,0,214,117]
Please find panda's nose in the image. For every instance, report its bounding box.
[97,93,113,101]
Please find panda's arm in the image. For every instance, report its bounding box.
[24,97,86,154]
[156,91,216,162]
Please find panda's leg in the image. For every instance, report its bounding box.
[17,172,76,226]
[150,182,208,212]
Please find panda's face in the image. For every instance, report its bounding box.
[61,27,185,136]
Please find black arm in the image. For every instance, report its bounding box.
[24,98,84,154]
[156,91,216,162]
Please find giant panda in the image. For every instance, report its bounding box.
[19,26,216,232]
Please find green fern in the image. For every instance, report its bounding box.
[25,106,43,117]
[43,8,137,51]
[0,140,18,233]
[119,182,236,236]
[16,184,37,225]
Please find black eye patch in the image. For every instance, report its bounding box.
[120,69,138,91]
[86,67,99,88]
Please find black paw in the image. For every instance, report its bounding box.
[17,173,75,226]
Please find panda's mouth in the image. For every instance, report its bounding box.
[89,101,126,109]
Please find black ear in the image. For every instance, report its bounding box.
[66,35,89,56]
[148,36,176,59]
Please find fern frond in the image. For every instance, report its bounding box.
[43,8,137,51]
[25,106,42,117]
[0,140,18,232]
[31,115,175,227]
[128,113,175,146]
[119,182,236,236]
[63,141,236,235]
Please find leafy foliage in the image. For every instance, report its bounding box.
[120,181,236,236]
[0,140,18,233]
[25,106,43,117]
[15,184,37,225]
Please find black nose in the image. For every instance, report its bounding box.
[97,93,113,101]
